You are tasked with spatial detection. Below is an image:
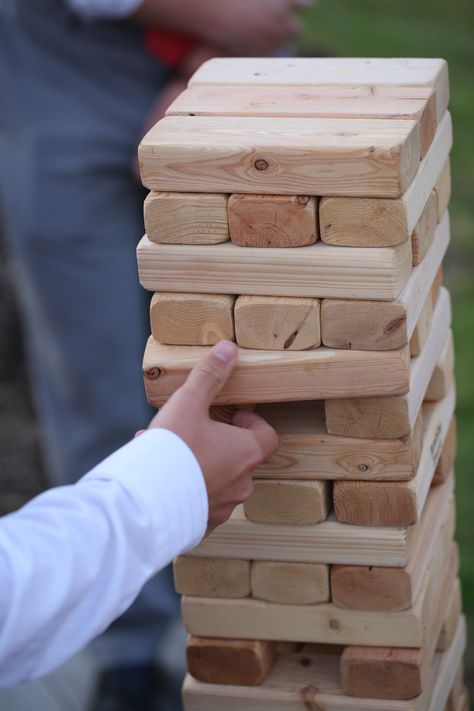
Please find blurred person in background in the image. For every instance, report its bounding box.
[0,1,311,709]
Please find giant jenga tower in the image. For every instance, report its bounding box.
[137,58,468,710]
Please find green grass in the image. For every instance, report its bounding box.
[301,0,474,689]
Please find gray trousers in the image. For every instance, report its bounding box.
[0,0,181,672]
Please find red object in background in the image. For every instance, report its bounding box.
[145,28,197,69]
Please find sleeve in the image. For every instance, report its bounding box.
[63,0,144,20]
[0,429,208,686]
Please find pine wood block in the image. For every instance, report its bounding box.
[251,561,330,605]
[173,557,250,598]
[150,293,235,346]
[445,663,465,711]
[435,159,452,221]
[227,194,318,248]
[234,296,321,351]
[325,288,451,438]
[182,617,466,711]
[438,578,462,652]
[254,400,423,481]
[433,417,457,485]
[182,539,452,647]
[244,479,330,525]
[187,637,276,686]
[412,191,439,265]
[143,340,410,407]
[426,331,455,401]
[331,477,454,611]
[168,87,437,159]
[137,229,412,301]
[139,115,421,198]
[319,112,452,247]
[144,192,229,244]
[340,542,458,700]
[410,289,434,357]
[189,58,450,122]
[333,389,455,526]
[320,212,449,350]
[431,265,444,306]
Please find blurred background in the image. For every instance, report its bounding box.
[0,0,473,706]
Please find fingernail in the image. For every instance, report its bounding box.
[212,340,238,363]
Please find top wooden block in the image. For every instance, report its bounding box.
[139,115,420,198]
[189,57,449,121]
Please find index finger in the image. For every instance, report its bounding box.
[232,409,279,460]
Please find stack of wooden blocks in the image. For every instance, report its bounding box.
[137,58,468,710]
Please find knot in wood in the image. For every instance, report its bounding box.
[254,158,269,171]
[357,464,369,472]
[146,367,161,380]
[297,195,310,205]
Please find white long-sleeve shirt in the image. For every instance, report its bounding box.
[0,429,207,687]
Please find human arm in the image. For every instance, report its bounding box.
[0,341,278,685]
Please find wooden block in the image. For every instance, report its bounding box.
[182,543,451,647]
[168,87,437,159]
[340,542,458,700]
[234,296,320,351]
[144,192,229,244]
[143,340,410,407]
[251,561,330,605]
[435,159,452,221]
[182,617,467,711]
[254,400,423,481]
[432,265,444,306]
[438,578,462,652]
[150,293,235,346]
[186,637,276,686]
[426,331,455,401]
[137,231,412,301]
[412,191,438,265]
[445,662,464,711]
[139,115,421,198]
[433,418,457,485]
[331,477,454,611]
[227,194,318,248]
[325,288,451,438]
[173,557,250,598]
[244,479,330,526]
[320,212,449,350]
[333,389,455,526]
[189,57,450,121]
[319,112,452,246]
[410,289,434,357]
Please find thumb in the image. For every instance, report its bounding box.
[232,409,279,460]
[184,341,238,409]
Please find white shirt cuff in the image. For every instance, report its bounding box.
[64,0,144,20]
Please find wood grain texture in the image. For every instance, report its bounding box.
[144,192,229,244]
[426,331,454,401]
[173,557,250,598]
[410,289,434,357]
[182,617,466,711]
[182,548,445,647]
[168,88,436,159]
[228,194,318,248]
[150,293,235,346]
[139,115,420,198]
[251,561,330,605]
[320,213,449,350]
[325,289,451,438]
[189,57,449,120]
[319,112,451,246]
[437,578,462,652]
[331,479,454,611]
[333,389,455,526]
[254,400,423,481]
[243,479,330,525]
[187,637,276,686]
[412,191,438,266]
[340,543,458,700]
[234,296,321,351]
[433,417,457,485]
[143,340,410,407]
[435,159,452,221]
[137,235,413,300]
